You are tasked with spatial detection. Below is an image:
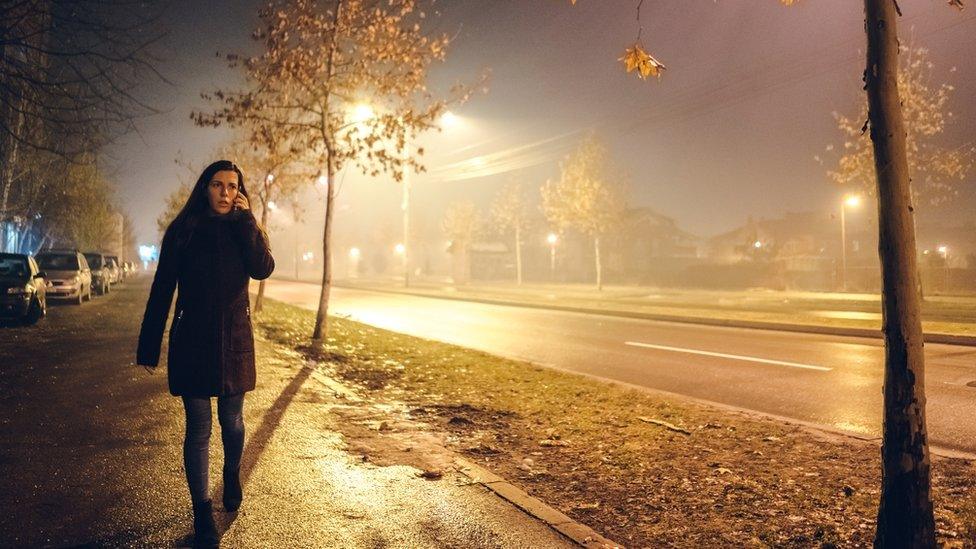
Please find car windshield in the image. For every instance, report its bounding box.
[37,254,79,270]
[0,256,28,278]
[84,254,104,268]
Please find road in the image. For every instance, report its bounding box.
[262,279,976,454]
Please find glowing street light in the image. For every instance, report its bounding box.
[938,245,950,293]
[316,174,328,187]
[547,233,559,281]
[753,240,763,249]
[351,103,376,123]
[394,243,405,256]
[267,201,278,211]
[840,194,862,291]
[347,247,362,279]
[440,110,460,129]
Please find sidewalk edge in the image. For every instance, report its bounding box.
[454,457,624,549]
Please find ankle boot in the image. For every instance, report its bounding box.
[192,499,219,547]
[223,468,242,512]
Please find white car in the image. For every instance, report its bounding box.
[35,250,93,305]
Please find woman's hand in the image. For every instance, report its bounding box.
[233,194,250,211]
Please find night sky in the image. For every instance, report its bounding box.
[109,0,976,248]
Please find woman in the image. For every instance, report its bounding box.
[137,160,274,546]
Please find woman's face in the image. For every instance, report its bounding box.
[207,170,240,215]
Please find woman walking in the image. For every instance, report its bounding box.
[137,160,274,547]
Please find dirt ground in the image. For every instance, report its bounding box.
[256,298,976,548]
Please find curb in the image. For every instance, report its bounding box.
[332,283,976,347]
[454,457,623,549]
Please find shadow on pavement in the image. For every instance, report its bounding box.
[210,361,316,541]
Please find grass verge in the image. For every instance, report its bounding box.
[256,297,976,547]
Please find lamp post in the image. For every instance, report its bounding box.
[547,233,558,281]
[840,195,861,291]
[348,247,361,279]
[400,110,461,288]
[938,245,949,294]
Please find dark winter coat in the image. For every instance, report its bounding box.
[137,209,274,397]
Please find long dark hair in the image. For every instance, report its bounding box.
[167,160,248,248]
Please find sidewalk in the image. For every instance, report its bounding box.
[0,277,594,548]
[328,277,976,342]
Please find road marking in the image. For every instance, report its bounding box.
[624,341,832,372]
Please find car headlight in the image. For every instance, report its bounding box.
[6,286,29,295]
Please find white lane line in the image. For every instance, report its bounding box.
[624,341,832,372]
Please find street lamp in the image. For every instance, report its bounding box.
[401,110,465,288]
[440,110,460,129]
[348,247,361,279]
[547,233,559,281]
[840,194,862,291]
[938,245,949,293]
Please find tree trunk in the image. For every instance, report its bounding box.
[0,101,26,253]
[864,1,935,546]
[515,224,523,285]
[254,180,271,313]
[312,157,336,345]
[594,236,602,291]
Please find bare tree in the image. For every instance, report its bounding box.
[194,0,475,345]
[0,0,167,240]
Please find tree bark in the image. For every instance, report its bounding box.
[312,155,336,345]
[254,178,271,313]
[311,0,343,346]
[864,0,935,546]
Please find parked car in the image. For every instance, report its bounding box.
[105,255,122,284]
[35,250,92,304]
[0,253,47,324]
[83,252,112,296]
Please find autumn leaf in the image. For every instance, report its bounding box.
[619,43,665,80]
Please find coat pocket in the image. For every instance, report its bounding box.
[228,302,254,352]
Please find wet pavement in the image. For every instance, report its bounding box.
[0,277,573,547]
